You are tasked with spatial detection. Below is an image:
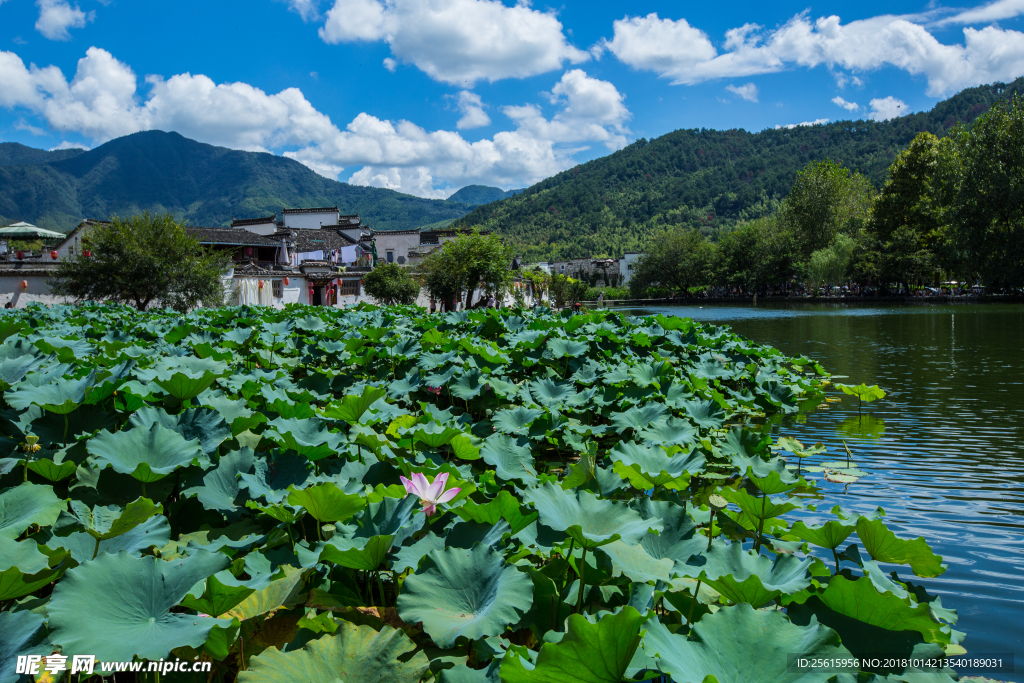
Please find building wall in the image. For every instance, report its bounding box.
[620,253,641,285]
[282,211,339,230]
[0,274,72,308]
[239,222,278,236]
[372,232,420,265]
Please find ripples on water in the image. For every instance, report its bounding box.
[629,303,1024,679]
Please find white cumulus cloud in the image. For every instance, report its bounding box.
[941,0,1024,24]
[0,48,630,198]
[726,83,759,102]
[455,91,491,129]
[832,96,859,111]
[868,96,908,120]
[317,0,589,86]
[49,140,89,150]
[35,0,93,41]
[603,10,1024,96]
[774,118,829,129]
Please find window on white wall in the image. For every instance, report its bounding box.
[386,250,394,263]
[272,280,283,298]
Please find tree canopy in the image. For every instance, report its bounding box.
[362,262,419,305]
[50,212,232,311]
[418,231,516,309]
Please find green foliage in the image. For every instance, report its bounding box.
[49,212,232,311]
[629,228,717,298]
[548,274,588,307]
[454,79,1023,261]
[420,231,516,309]
[363,262,420,305]
[0,302,957,682]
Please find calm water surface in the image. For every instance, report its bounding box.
[628,303,1024,679]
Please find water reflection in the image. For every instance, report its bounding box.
[628,303,1024,679]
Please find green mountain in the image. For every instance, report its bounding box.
[0,131,475,233]
[447,185,522,206]
[456,78,1024,261]
[0,143,86,167]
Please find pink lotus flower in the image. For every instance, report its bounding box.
[427,386,442,395]
[399,471,460,516]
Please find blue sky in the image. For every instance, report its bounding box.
[2,0,1023,198]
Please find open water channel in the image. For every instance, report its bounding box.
[626,303,1024,680]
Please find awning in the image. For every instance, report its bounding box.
[0,223,67,239]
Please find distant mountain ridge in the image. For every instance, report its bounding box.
[447,185,523,206]
[455,78,1024,261]
[0,131,477,233]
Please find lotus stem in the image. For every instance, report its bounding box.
[376,571,387,610]
[63,413,68,446]
[560,538,575,600]
[93,536,101,560]
[575,546,587,614]
[687,580,701,626]
[755,491,767,553]
[832,547,840,574]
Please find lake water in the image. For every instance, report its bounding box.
[628,302,1024,680]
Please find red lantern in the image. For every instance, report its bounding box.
[50,250,58,260]
[83,250,92,258]
[283,277,290,286]
[15,251,23,260]
[20,280,28,290]
[258,280,264,289]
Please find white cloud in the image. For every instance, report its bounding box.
[726,82,759,102]
[832,96,859,111]
[49,140,88,150]
[941,0,1024,24]
[774,118,829,129]
[15,118,48,136]
[318,0,589,86]
[282,0,321,21]
[35,0,93,41]
[0,48,629,197]
[604,11,1024,96]
[868,96,908,120]
[455,91,491,129]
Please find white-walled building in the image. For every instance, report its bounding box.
[620,252,642,286]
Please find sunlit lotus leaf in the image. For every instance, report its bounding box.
[239,622,428,683]
[761,380,799,410]
[731,452,809,494]
[529,378,578,408]
[500,607,647,683]
[643,604,854,683]
[682,399,725,429]
[5,371,96,414]
[152,356,228,402]
[220,565,307,621]
[319,534,395,570]
[87,422,204,482]
[835,383,886,402]
[0,482,64,538]
[129,406,229,455]
[0,536,51,574]
[609,441,705,490]
[182,447,254,513]
[180,570,258,618]
[287,483,366,523]
[398,544,533,648]
[597,540,673,584]
[0,610,50,683]
[0,354,46,391]
[265,417,345,461]
[720,428,771,459]
[720,487,801,531]
[524,483,658,550]
[450,368,486,400]
[638,417,697,448]
[684,542,814,607]
[411,422,464,448]
[609,403,669,434]
[856,518,946,577]
[238,452,312,504]
[480,434,538,485]
[47,550,232,661]
[790,519,857,551]
[49,515,170,563]
[322,385,388,423]
[453,490,537,535]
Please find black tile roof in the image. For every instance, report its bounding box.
[281,206,339,214]
[187,227,281,247]
[272,228,360,252]
[231,215,277,227]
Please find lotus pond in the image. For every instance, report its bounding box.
[0,304,967,683]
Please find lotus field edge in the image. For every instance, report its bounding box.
[0,302,958,683]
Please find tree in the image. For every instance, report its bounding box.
[419,231,516,309]
[362,262,419,305]
[806,234,856,292]
[549,275,588,308]
[714,216,797,292]
[628,229,715,298]
[50,212,231,311]
[937,98,1024,287]
[781,160,874,257]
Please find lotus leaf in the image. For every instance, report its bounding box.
[685,543,814,607]
[492,406,545,435]
[500,607,647,683]
[47,550,232,661]
[239,622,429,683]
[855,519,946,577]
[323,385,388,423]
[265,417,346,461]
[0,610,50,683]
[643,604,855,682]
[480,434,539,485]
[609,402,669,434]
[183,447,255,512]
[129,406,230,455]
[682,399,725,429]
[87,422,205,482]
[398,544,533,648]
[609,441,705,490]
[524,483,658,549]
[0,482,64,538]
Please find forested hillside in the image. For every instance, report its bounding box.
[457,78,1024,260]
[0,131,475,233]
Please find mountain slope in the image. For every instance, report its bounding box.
[456,78,1024,261]
[0,143,86,167]
[0,131,474,232]
[447,185,522,206]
